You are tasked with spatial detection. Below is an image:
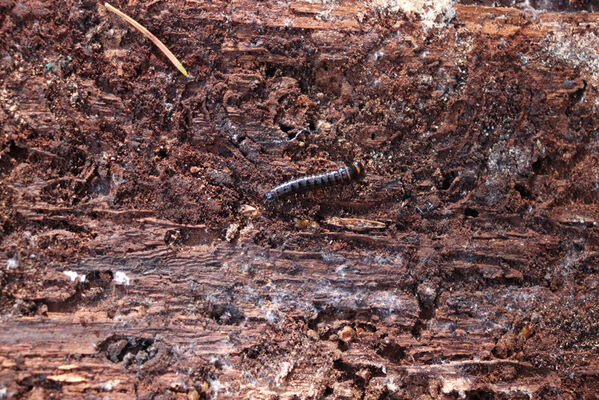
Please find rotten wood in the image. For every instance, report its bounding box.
[1,0,599,399]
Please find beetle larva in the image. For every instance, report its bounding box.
[265,161,364,202]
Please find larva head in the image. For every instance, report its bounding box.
[264,191,277,202]
[352,161,365,177]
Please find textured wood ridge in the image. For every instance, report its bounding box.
[1,0,599,399]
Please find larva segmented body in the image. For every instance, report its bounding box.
[265,161,364,202]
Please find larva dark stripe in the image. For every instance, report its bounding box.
[339,167,349,183]
[265,161,365,202]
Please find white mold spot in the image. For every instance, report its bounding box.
[114,271,130,286]
[100,379,120,391]
[275,361,294,386]
[441,377,472,399]
[6,258,18,270]
[386,377,399,392]
[335,264,347,278]
[208,379,226,395]
[545,30,599,83]
[266,309,279,324]
[371,0,456,32]
[63,270,84,282]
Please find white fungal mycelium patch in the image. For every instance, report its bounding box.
[63,270,86,282]
[6,258,18,270]
[265,309,280,324]
[275,361,294,386]
[441,376,472,399]
[545,29,599,84]
[335,264,348,278]
[114,271,130,286]
[208,379,228,395]
[370,0,456,32]
[100,379,120,391]
[386,377,400,392]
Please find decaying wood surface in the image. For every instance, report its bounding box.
[1,0,599,398]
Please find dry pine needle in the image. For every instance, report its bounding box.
[104,2,188,76]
